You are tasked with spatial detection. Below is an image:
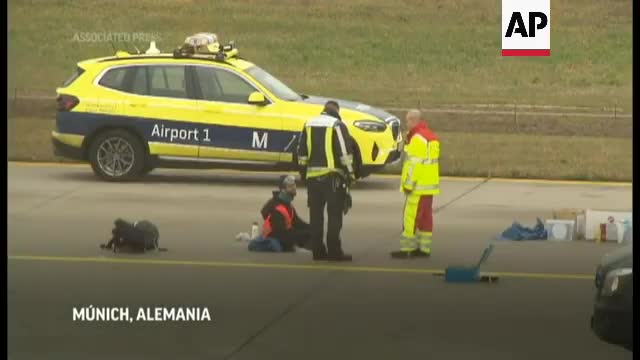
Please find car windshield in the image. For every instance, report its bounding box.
[246,65,302,102]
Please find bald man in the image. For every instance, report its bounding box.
[391,110,441,259]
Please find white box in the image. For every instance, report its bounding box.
[576,214,586,240]
[584,209,632,242]
[545,219,575,241]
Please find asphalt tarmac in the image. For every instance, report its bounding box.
[7,163,633,360]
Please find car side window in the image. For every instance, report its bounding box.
[98,67,128,91]
[148,66,188,99]
[196,66,258,104]
[194,67,223,101]
[131,67,148,96]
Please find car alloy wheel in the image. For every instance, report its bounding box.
[96,137,136,177]
[88,129,146,181]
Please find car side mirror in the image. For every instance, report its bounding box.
[248,92,268,106]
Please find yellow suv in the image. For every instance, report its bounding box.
[52,35,402,181]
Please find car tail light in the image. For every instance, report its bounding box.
[57,94,80,111]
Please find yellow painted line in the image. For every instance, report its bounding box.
[7,255,593,281]
[8,161,631,186]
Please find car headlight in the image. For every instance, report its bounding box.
[601,268,632,296]
[354,120,387,132]
[384,117,402,141]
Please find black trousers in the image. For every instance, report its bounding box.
[277,228,312,252]
[307,174,347,257]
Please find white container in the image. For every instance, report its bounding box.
[584,209,632,242]
[251,222,260,240]
[544,219,575,241]
[605,223,619,242]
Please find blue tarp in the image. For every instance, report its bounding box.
[498,218,548,241]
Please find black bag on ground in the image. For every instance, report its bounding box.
[102,219,164,253]
[133,220,160,251]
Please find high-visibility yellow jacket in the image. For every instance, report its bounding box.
[297,113,356,180]
[400,121,440,195]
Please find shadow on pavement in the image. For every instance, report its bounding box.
[55,172,397,191]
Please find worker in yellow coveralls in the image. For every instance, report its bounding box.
[391,109,440,259]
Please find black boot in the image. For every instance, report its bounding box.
[411,249,431,258]
[391,250,430,259]
[327,253,353,262]
[390,250,412,259]
[313,252,328,261]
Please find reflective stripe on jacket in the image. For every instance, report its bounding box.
[296,114,356,180]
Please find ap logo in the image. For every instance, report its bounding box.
[502,0,551,56]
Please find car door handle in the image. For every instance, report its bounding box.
[128,103,147,108]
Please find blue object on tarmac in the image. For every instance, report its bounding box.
[498,218,547,241]
[444,244,495,283]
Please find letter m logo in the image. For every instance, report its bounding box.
[252,131,268,149]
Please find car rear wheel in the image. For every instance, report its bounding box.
[88,129,146,181]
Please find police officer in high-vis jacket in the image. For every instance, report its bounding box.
[391,109,441,259]
[297,101,356,262]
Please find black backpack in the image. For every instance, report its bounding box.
[133,220,160,251]
[107,219,166,253]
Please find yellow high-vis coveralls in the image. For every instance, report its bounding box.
[399,121,440,254]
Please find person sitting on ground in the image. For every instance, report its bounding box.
[248,175,312,252]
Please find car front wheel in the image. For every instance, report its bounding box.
[88,129,146,181]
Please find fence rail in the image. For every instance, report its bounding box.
[384,107,631,119]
